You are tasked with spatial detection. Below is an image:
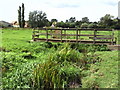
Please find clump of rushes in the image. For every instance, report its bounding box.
[32,60,82,88]
[32,43,83,88]
[32,43,102,88]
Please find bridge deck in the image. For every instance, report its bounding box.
[33,38,116,44]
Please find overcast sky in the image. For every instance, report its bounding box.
[0,0,118,22]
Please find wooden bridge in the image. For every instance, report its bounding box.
[32,28,116,45]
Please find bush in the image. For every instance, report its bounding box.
[2,62,35,88]
[2,52,27,73]
[69,23,75,28]
[88,23,98,28]
[70,43,110,52]
[80,23,89,28]
[2,52,36,88]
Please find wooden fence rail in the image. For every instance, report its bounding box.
[32,28,116,45]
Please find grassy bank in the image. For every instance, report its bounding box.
[1,28,118,88]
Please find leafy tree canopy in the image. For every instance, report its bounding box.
[28,10,49,28]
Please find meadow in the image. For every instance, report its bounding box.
[0,28,119,88]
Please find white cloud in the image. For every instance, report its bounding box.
[0,0,118,22]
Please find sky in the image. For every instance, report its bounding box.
[0,0,118,23]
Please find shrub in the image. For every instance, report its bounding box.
[82,74,99,88]
[88,23,98,28]
[19,52,36,59]
[80,23,89,28]
[2,62,35,88]
[2,52,36,88]
[2,52,27,73]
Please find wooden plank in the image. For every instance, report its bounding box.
[95,29,112,31]
[33,38,116,44]
[37,28,112,31]
[95,38,113,40]
[108,45,120,50]
[35,33,111,37]
[79,34,110,36]
[32,35,39,37]
[89,37,113,40]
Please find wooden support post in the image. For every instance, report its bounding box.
[36,29,39,38]
[50,30,52,38]
[32,28,35,41]
[46,29,48,42]
[76,29,78,43]
[111,29,114,45]
[93,29,97,44]
[64,30,66,39]
[79,29,81,43]
[61,29,62,42]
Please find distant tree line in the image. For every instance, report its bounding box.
[28,11,120,29]
[17,5,120,29]
[55,15,120,29]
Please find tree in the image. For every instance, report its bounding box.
[18,6,22,27]
[66,20,69,23]
[28,10,49,28]
[81,17,89,23]
[99,14,114,28]
[75,21,82,27]
[56,21,65,28]
[18,3,25,28]
[21,3,25,28]
[69,17,76,23]
[112,18,120,29]
[69,23,75,28]
[51,19,58,23]
[50,19,58,26]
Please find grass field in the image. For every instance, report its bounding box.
[0,28,119,88]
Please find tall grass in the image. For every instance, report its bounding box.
[32,43,103,88]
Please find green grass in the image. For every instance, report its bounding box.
[1,28,32,50]
[82,51,118,88]
[1,28,119,88]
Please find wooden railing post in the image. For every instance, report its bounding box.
[93,29,97,44]
[64,29,66,39]
[61,29,62,42]
[46,28,48,42]
[76,29,78,43]
[79,29,81,43]
[32,28,35,41]
[111,29,114,45]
